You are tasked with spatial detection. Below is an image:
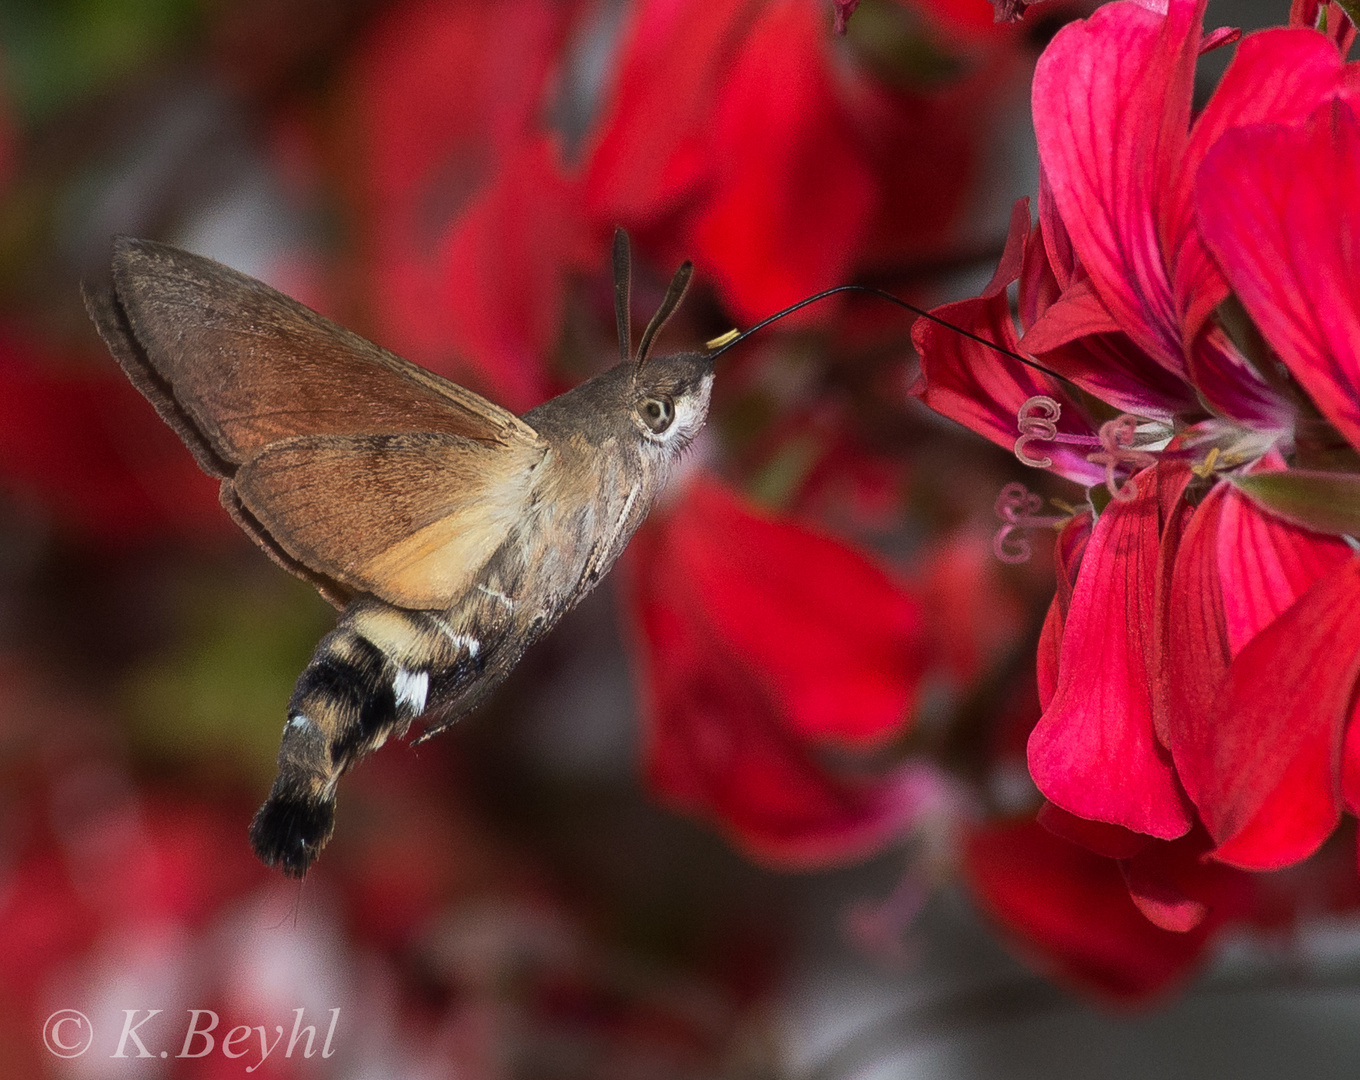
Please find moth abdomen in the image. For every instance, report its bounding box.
[250,618,428,876]
[250,600,501,875]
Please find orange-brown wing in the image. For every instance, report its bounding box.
[232,431,548,610]
[91,238,541,471]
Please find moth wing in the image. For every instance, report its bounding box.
[92,238,542,467]
[233,432,547,610]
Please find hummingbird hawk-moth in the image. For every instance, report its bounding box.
[84,229,713,877]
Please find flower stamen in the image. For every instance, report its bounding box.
[1191,446,1221,479]
[1086,416,1158,501]
[1014,395,1101,468]
[993,482,1069,563]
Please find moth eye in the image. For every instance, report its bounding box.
[638,396,675,434]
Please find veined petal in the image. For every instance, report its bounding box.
[1204,559,1360,870]
[1033,0,1205,375]
[1028,464,1195,838]
[910,298,1104,486]
[1159,482,1233,795]
[1197,99,1360,452]
[1215,484,1351,655]
[1184,323,1287,425]
[1166,483,1350,815]
[1037,163,1076,291]
[1171,28,1347,341]
[1021,280,1201,418]
[1038,513,1093,708]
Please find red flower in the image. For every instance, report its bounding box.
[914,0,1360,891]
[626,475,931,866]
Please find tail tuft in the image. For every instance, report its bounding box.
[249,785,335,878]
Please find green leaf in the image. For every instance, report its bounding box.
[1228,470,1360,537]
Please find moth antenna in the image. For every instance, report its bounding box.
[636,261,694,371]
[706,283,1075,388]
[612,227,632,365]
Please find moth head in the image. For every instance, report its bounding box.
[630,350,715,449]
[609,228,711,452]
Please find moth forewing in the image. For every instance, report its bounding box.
[101,237,541,462]
[233,430,547,609]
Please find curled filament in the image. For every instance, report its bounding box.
[1014,396,1062,468]
[1086,416,1157,501]
[993,482,1068,564]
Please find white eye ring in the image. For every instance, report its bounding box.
[638,396,675,435]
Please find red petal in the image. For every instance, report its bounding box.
[1032,0,1203,376]
[627,480,931,866]
[625,476,934,866]
[965,820,1211,1000]
[1172,28,1346,341]
[1121,855,1208,933]
[1038,513,1093,709]
[1028,464,1194,838]
[1215,483,1351,654]
[1290,0,1358,54]
[1119,829,1260,933]
[1020,276,1201,419]
[909,210,1104,486]
[1159,482,1233,784]
[1039,802,1150,860]
[1197,99,1360,452]
[343,0,571,374]
[1203,560,1360,869]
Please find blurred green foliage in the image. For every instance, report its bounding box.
[1,0,201,124]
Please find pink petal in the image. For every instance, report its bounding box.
[1197,99,1360,451]
[832,0,860,34]
[1028,463,1195,838]
[1203,560,1360,869]
[1198,25,1241,53]
[1032,0,1204,376]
